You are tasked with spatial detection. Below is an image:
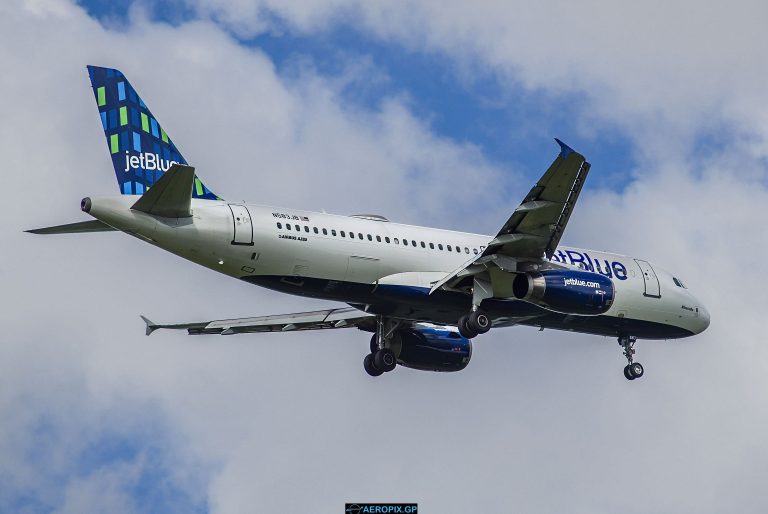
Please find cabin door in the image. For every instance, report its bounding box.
[229,204,254,245]
[634,259,660,298]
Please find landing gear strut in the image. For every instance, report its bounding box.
[364,317,400,376]
[619,335,644,380]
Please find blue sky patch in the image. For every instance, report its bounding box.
[78,0,639,192]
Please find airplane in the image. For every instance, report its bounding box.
[28,65,710,381]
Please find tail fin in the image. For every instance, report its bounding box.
[86,65,219,200]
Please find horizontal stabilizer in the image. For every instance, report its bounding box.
[131,164,195,218]
[26,220,116,234]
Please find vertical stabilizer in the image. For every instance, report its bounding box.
[86,65,219,200]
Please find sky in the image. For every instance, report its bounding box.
[2,0,768,512]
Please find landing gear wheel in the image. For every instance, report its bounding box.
[629,362,644,379]
[467,310,491,334]
[623,365,635,380]
[458,315,477,339]
[364,353,383,377]
[373,348,397,372]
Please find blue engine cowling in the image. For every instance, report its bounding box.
[512,269,615,315]
[397,327,472,372]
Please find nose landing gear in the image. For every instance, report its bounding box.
[620,335,644,380]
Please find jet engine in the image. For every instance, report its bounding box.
[512,269,614,315]
[396,327,472,372]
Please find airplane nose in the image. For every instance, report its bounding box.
[697,304,711,333]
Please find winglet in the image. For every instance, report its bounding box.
[554,138,575,158]
[140,315,159,336]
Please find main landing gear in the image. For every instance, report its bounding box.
[619,335,644,380]
[458,310,492,339]
[457,277,494,339]
[364,317,401,377]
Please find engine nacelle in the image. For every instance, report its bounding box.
[512,269,614,315]
[397,327,472,372]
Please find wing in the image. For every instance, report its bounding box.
[141,307,376,336]
[486,138,589,260]
[431,139,589,294]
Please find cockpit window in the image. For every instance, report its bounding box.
[673,277,687,288]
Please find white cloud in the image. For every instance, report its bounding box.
[2,0,768,513]
[173,0,768,160]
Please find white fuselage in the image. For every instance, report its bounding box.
[85,196,711,339]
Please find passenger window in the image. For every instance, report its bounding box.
[438,244,443,250]
[473,248,478,255]
[332,229,337,236]
[385,237,390,243]
[277,222,282,229]
[359,233,364,240]
[394,238,400,245]
[313,227,318,234]
[286,224,292,230]
[429,243,434,249]
[322,228,328,235]
[465,247,469,254]
[341,231,346,237]
[456,246,461,253]
[412,240,417,246]
[447,245,452,251]
[367,234,372,241]
[376,235,381,242]
[421,241,426,248]
[304,226,309,233]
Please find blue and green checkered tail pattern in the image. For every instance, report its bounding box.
[87,65,219,200]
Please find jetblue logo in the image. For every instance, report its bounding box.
[123,151,179,172]
[564,277,602,288]
[550,249,628,280]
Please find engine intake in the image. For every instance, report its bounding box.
[512,269,614,315]
[397,327,472,372]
